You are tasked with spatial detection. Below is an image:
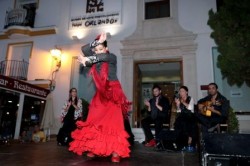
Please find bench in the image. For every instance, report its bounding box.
[150,123,170,128]
[218,123,228,133]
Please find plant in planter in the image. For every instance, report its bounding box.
[227,107,239,134]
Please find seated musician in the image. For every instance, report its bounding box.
[197,83,229,133]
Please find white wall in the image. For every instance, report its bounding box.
[0,0,13,61]
[237,115,250,134]
[178,0,217,99]
[0,0,137,129]
[0,0,14,29]
[0,0,228,133]
[178,0,216,33]
[34,0,62,28]
[49,0,137,126]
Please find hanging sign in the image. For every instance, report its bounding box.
[69,0,122,29]
[0,75,50,98]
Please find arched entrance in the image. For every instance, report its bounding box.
[120,35,197,129]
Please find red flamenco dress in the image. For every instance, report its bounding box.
[69,62,131,158]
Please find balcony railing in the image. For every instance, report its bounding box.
[0,60,29,80]
[4,5,36,29]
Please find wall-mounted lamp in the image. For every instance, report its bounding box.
[49,47,62,91]
[50,48,62,69]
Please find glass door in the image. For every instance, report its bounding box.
[0,89,20,141]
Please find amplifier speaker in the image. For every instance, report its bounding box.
[201,133,250,166]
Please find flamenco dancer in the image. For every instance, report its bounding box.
[69,32,131,163]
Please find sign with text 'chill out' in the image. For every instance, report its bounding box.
[69,0,122,29]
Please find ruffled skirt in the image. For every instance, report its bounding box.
[68,81,131,158]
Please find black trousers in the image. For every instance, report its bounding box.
[124,118,135,146]
[196,113,225,133]
[141,116,165,142]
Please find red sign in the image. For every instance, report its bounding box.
[0,75,50,98]
[200,85,209,90]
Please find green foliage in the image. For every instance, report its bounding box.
[207,0,250,87]
[227,107,239,133]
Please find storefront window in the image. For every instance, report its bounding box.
[0,89,20,141]
[20,96,46,133]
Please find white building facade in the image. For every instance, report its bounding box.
[0,0,249,139]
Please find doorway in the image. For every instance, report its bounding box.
[133,59,183,128]
[0,89,20,141]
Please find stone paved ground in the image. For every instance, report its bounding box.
[0,140,199,166]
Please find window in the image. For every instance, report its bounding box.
[145,0,170,20]
[212,47,250,112]
[14,0,39,9]
[2,42,33,80]
[20,96,46,131]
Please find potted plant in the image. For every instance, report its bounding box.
[227,107,239,134]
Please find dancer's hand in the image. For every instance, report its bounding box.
[77,54,89,66]
[98,32,107,43]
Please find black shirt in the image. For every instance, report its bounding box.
[149,95,170,120]
[197,92,229,118]
[81,44,118,81]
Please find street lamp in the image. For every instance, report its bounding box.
[50,48,61,69]
[49,47,62,91]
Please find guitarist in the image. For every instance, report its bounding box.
[197,83,229,133]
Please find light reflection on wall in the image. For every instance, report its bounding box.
[142,76,180,83]
[69,26,120,40]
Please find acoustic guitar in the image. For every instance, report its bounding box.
[199,101,212,117]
